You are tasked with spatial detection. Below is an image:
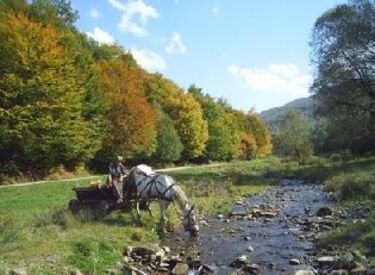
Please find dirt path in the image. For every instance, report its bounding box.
[0,163,224,189]
[163,179,357,274]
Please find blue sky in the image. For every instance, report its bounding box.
[71,0,344,112]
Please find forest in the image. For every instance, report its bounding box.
[0,0,272,182]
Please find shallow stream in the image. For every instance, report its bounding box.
[165,179,335,274]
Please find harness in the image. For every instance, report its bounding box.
[129,168,176,201]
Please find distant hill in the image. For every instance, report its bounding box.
[260,96,316,133]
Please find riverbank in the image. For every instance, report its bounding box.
[0,156,374,274]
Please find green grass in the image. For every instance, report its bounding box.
[315,156,375,265]
[319,211,375,266]
[0,160,275,274]
[1,156,374,273]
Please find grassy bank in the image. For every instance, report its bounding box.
[315,156,375,265]
[0,160,276,274]
[1,156,374,273]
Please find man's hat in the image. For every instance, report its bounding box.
[117,156,124,162]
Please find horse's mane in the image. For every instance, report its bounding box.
[173,185,190,210]
[135,164,154,175]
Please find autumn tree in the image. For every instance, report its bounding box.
[146,75,208,159]
[96,57,157,162]
[228,109,272,158]
[240,133,257,160]
[245,112,272,157]
[0,13,95,176]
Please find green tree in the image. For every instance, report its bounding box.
[0,0,28,16]
[274,111,313,163]
[310,0,375,152]
[154,110,183,162]
[28,0,78,30]
[188,85,240,161]
[145,75,208,159]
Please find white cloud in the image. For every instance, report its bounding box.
[228,63,311,97]
[87,27,115,45]
[212,7,219,14]
[131,48,167,72]
[165,32,186,54]
[108,0,158,37]
[89,8,100,19]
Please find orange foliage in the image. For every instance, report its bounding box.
[240,133,257,160]
[96,59,157,157]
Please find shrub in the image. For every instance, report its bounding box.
[33,208,70,229]
[325,171,375,201]
[329,153,342,162]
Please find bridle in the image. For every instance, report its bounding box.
[182,205,197,231]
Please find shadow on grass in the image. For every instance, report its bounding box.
[102,212,146,228]
[263,157,375,183]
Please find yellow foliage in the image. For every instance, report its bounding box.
[146,74,208,159]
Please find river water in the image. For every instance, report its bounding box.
[166,179,335,274]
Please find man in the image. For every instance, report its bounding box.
[107,156,129,203]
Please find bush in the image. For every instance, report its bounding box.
[304,156,329,167]
[33,208,70,229]
[329,153,342,162]
[325,171,375,201]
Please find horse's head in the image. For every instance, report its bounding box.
[182,205,199,236]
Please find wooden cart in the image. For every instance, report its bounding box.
[68,185,148,217]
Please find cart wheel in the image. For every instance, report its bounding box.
[99,201,112,217]
[90,201,111,219]
[68,199,81,215]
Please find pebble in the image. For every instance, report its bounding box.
[289,258,301,265]
[237,255,248,263]
[171,263,189,275]
[200,220,209,226]
[318,256,337,264]
[294,270,314,275]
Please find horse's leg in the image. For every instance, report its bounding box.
[147,202,153,217]
[159,200,170,227]
[136,201,141,218]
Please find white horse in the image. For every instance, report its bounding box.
[127,164,199,236]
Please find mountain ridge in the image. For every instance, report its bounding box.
[260,96,316,133]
